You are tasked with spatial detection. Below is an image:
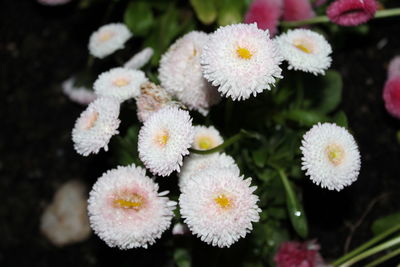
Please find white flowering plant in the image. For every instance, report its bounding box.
[61,0,400,266]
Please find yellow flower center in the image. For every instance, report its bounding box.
[325,144,345,166]
[83,111,99,130]
[113,77,130,87]
[155,129,169,147]
[113,193,144,211]
[197,136,214,150]
[99,31,114,42]
[214,194,232,209]
[236,47,252,60]
[293,38,314,54]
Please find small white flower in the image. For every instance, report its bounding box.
[300,122,361,191]
[62,78,96,105]
[138,106,194,176]
[88,165,176,249]
[89,23,132,59]
[72,97,120,156]
[201,23,283,101]
[275,29,332,75]
[178,153,239,189]
[94,67,148,102]
[159,31,220,115]
[124,47,154,70]
[172,223,189,235]
[180,168,260,248]
[192,125,223,150]
[136,82,175,123]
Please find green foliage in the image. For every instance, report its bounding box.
[112,125,141,166]
[124,1,154,36]
[372,213,400,236]
[189,0,217,25]
[174,248,191,267]
[216,0,244,26]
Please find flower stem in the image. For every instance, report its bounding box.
[280,8,400,28]
[331,224,400,266]
[365,246,400,267]
[337,235,400,267]
[189,129,260,155]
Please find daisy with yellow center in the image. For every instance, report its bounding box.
[275,29,332,75]
[138,107,194,177]
[179,168,260,248]
[88,23,132,59]
[300,122,361,191]
[72,97,120,156]
[94,67,148,102]
[88,165,176,249]
[201,23,283,100]
[192,125,223,150]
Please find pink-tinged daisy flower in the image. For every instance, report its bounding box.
[88,165,176,249]
[179,168,260,248]
[72,97,120,156]
[124,47,154,70]
[138,106,194,177]
[89,23,132,59]
[283,0,315,22]
[192,125,223,150]
[275,29,332,75]
[274,240,329,267]
[178,153,239,190]
[201,23,282,101]
[94,67,148,102]
[159,31,220,115]
[136,82,176,123]
[327,0,378,26]
[40,180,91,246]
[244,0,283,36]
[388,56,400,80]
[62,78,96,105]
[300,123,361,191]
[383,77,400,119]
[37,0,70,5]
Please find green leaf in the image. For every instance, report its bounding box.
[333,110,348,128]
[124,1,154,36]
[216,0,244,26]
[252,147,268,168]
[284,109,329,126]
[316,70,342,113]
[189,0,217,25]
[174,248,191,267]
[278,169,308,238]
[372,213,400,236]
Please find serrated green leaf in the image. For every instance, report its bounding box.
[189,0,217,25]
[124,1,154,36]
[372,213,400,236]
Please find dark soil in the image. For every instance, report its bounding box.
[1,0,399,266]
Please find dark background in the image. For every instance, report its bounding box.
[1,0,399,266]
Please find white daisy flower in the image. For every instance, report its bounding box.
[124,47,154,70]
[62,78,96,105]
[88,23,132,59]
[178,153,239,189]
[88,165,176,249]
[138,106,195,177]
[275,29,332,75]
[192,125,223,150]
[72,97,120,156]
[136,82,175,123]
[201,23,283,101]
[159,31,220,115]
[94,67,148,102]
[179,168,261,248]
[300,122,361,191]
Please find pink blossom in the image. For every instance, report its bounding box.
[244,0,284,36]
[383,77,400,119]
[274,240,328,267]
[37,0,71,5]
[388,56,400,80]
[283,0,315,22]
[327,0,378,26]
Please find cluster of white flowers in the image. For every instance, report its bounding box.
[68,22,363,251]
